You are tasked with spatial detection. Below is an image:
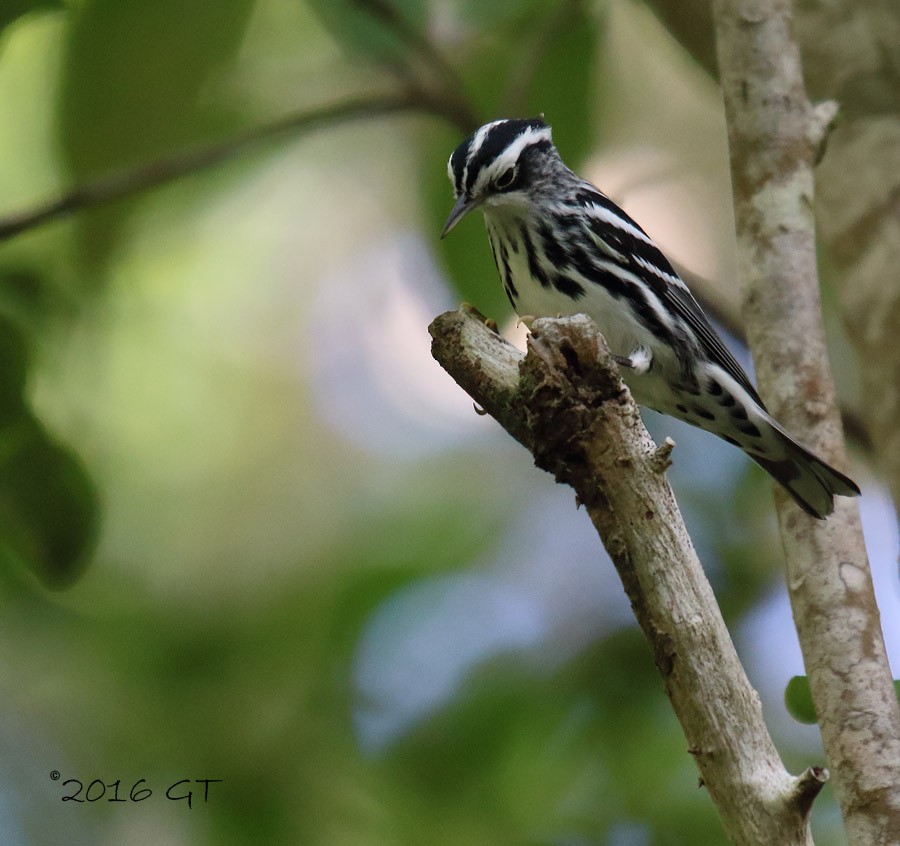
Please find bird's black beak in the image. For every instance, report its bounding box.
[441,194,476,239]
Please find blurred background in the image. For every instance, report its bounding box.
[0,1,896,844]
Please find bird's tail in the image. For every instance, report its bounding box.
[750,426,860,519]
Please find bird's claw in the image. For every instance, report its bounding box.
[517,314,537,330]
[460,303,499,333]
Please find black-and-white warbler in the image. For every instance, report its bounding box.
[441,117,859,518]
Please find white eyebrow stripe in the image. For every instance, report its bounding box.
[499,124,552,163]
[470,125,553,196]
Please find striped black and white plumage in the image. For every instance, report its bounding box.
[441,117,860,518]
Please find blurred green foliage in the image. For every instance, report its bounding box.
[306,0,429,63]
[0,0,62,40]
[57,0,257,270]
[423,1,601,319]
[0,274,97,587]
[0,1,861,845]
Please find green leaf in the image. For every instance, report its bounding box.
[0,316,28,420]
[786,676,900,725]
[0,0,64,42]
[0,420,99,587]
[426,129,513,320]
[0,313,98,587]
[56,0,257,271]
[520,3,600,169]
[425,2,603,319]
[422,22,526,320]
[785,676,817,724]
[452,0,542,31]
[305,0,428,64]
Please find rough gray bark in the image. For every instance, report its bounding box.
[430,307,825,846]
[711,2,900,844]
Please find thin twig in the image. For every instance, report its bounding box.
[0,88,469,243]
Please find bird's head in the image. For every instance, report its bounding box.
[441,117,559,238]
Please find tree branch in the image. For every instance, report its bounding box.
[0,88,471,244]
[711,2,900,844]
[430,306,823,846]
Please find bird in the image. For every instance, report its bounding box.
[440,116,860,518]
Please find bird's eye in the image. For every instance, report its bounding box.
[495,166,516,190]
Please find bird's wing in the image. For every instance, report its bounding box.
[576,186,766,409]
[661,282,766,409]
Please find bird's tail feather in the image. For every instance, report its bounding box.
[751,431,860,519]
